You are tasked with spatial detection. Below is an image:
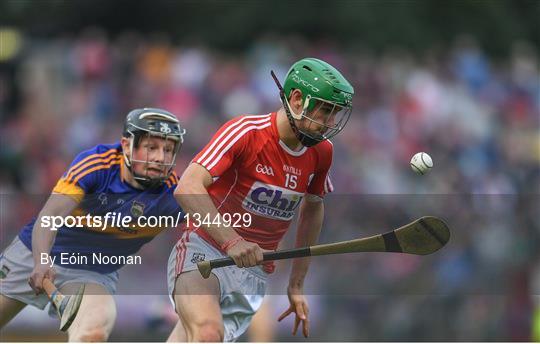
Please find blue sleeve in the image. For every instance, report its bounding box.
[53,145,121,198]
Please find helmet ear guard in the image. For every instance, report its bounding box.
[280,89,306,121]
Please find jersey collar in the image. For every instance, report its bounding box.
[271,112,308,157]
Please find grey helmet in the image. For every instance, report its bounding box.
[122,108,186,188]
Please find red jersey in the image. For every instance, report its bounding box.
[192,112,334,272]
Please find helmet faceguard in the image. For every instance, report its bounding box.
[123,108,186,188]
[272,58,354,147]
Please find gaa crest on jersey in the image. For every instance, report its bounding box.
[130,201,145,217]
[255,164,274,176]
[242,181,303,221]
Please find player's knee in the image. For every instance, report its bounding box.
[192,321,224,342]
[71,327,109,342]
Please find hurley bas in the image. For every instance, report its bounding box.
[40,252,142,267]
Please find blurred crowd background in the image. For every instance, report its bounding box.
[1,0,539,341]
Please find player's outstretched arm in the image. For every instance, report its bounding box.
[175,163,264,267]
[289,196,325,285]
[29,193,79,293]
[279,196,324,338]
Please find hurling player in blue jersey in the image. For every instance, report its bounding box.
[0,108,185,341]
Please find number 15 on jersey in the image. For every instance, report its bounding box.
[285,173,297,190]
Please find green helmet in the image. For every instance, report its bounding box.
[280,58,354,146]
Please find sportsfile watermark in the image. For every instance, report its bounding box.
[1,193,538,296]
[41,212,180,231]
[40,212,252,231]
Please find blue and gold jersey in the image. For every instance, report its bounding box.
[18,142,183,273]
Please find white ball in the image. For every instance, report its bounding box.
[410,152,433,175]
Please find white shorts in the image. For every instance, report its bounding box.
[167,231,267,342]
[0,236,119,312]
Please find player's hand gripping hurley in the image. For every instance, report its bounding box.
[197,216,450,279]
[43,278,85,331]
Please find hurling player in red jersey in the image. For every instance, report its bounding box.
[167,58,354,341]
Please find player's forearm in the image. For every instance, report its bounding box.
[288,199,324,289]
[175,180,240,245]
[32,215,58,265]
[31,194,78,266]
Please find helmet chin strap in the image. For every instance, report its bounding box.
[133,176,163,189]
[283,106,322,147]
[271,71,324,148]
